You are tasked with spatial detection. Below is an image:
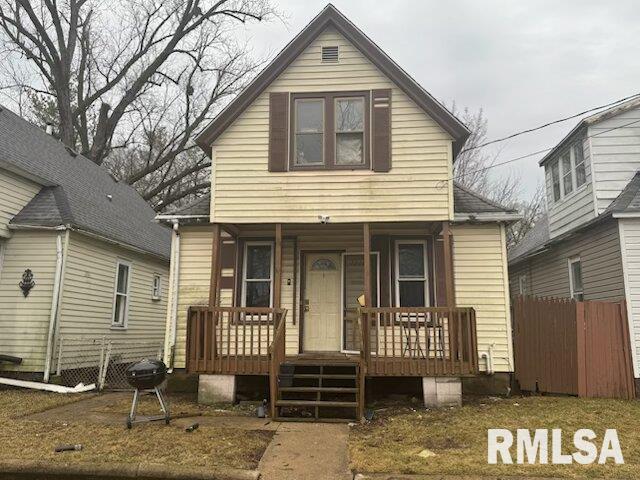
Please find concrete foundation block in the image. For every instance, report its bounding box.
[422,377,462,408]
[198,374,236,404]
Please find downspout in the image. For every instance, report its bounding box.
[164,220,181,371]
[43,231,66,382]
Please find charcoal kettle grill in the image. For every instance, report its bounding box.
[125,359,170,429]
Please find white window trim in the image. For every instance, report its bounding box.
[518,274,527,295]
[152,273,162,301]
[111,259,132,329]
[241,241,275,308]
[394,240,430,307]
[568,255,583,301]
[549,139,588,204]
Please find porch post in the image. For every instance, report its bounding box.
[442,221,455,306]
[274,224,283,309]
[208,223,222,307]
[363,223,371,306]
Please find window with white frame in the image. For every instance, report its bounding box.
[112,261,131,327]
[394,241,429,307]
[152,274,161,300]
[574,142,586,188]
[242,242,274,307]
[548,139,587,203]
[518,274,527,295]
[568,256,584,301]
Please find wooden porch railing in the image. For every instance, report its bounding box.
[358,307,479,376]
[268,312,287,417]
[186,306,287,375]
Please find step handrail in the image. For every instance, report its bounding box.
[268,309,288,418]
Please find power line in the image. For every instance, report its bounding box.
[450,117,640,182]
[458,92,640,154]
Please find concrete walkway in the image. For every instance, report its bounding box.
[259,422,352,480]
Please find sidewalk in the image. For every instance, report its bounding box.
[259,422,352,480]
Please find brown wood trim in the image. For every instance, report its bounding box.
[363,223,371,307]
[268,93,289,172]
[194,5,469,156]
[442,222,455,306]
[289,90,370,171]
[208,224,221,307]
[292,237,298,326]
[274,224,283,309]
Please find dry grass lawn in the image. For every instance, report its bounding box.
[350,395,640,479]
[0,389,272,471]
[91,391,256,417]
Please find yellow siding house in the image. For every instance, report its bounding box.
[158,5,520,420]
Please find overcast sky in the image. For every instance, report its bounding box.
[240,0,640,200]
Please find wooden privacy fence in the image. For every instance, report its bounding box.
[513,295,635,399]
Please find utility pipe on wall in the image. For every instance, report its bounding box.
[164,220,181,371]
[43,231,66,382]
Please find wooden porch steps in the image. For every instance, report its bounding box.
[274,359,362,422]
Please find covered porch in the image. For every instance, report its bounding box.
[184,222,479,381]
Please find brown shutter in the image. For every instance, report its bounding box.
[268,92,289,172]
[220,239,236,290]
[434,238,447,306]
[372,89,392,172]
[371,235,391,307]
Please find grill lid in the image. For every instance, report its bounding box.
[126,359,167,389]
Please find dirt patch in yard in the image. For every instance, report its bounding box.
[350,395,640,479]
[0,389,273,471]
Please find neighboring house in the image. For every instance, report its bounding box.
[158,4,520,419]
[508,97,640,391]
[0,106,171,383]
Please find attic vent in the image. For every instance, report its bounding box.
[321,46,339,63]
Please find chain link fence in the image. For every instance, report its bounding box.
[52,336,163,391]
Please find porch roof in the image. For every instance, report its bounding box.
[158,183,519,225]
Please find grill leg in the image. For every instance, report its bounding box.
[155,386,171,425]
[127,389,140,429]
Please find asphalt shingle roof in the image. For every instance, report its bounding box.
[168,183,517,221]
[507,214,550,264]
[609,171,640,214]
[0,106,171,259]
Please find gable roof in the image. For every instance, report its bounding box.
[0,106,171,260]
[610,170,640,216]
[539,96,640,167]
[195,4,470,157]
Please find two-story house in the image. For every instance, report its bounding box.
[159,4,520,421]
[509,97,640,393]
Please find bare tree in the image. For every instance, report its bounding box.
[452,105,546,246]
[0,0,274,209]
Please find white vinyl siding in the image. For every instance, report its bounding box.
[0,168,41,238]
[0,230,59,372]
[56,232,168,348]
[618,218,640,378]
[210,26,454,224]
[545,136,596,238]
[590,104,640,213]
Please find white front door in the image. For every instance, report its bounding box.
[303,252,342,352]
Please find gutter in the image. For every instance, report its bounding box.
[164,221,181,371]
[43,230,68,382]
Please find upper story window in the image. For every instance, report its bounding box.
[290,91,369,171]
[548,139,587,203]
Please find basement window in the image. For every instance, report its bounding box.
[321,45,339,63]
